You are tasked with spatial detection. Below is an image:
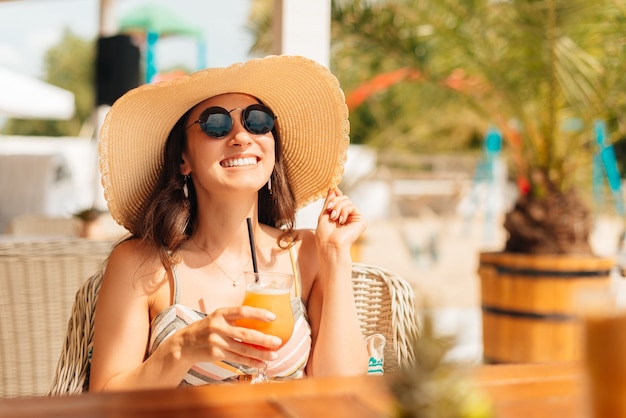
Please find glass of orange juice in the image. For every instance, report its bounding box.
[236,271,294,383]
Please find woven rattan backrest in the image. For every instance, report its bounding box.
[47,270,103,396]
[47,262,418,395]
[0,239,112,398]
[351,263,419,371]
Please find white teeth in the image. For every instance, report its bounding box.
[221,157,257,167]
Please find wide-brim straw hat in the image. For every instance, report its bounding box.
[99,55,350,233]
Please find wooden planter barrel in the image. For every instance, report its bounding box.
[478,252,614,364]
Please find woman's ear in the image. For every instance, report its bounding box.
[180,155,191,176]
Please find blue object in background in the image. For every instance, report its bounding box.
[196,39,207,70]
[462,126,503,245]
[593,120,625,216]
[145,31,159,83]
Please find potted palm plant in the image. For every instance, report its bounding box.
[329,0,626,363]
[72,205,106,239]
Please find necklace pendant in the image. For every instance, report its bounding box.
[232,282,237,287]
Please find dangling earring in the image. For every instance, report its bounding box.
[183,174,189,199]
[267,174,273,195]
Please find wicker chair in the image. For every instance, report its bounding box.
[351,263,419,372]
[47,262,419,396]
[47,270,103,396]
[0,238,113,398]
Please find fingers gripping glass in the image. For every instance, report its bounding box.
[186,104,276,138]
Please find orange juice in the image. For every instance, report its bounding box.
[584,312,626,417]
[236,287,294,347]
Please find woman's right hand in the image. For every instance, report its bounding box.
[179,305,283,369]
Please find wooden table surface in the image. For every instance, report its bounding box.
[473,362,586,418]
[0,362,586,418]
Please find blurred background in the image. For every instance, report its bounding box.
[2,0,626,365]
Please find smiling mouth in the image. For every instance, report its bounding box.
[220,157,258,168]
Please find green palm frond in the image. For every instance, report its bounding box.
[331,0,626,192]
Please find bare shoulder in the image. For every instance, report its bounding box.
[107,239,161,272]
[104,239,166,297]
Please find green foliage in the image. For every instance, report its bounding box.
[247,0,274,57]
[331,0,498,153]
[330,0,626,196]
[1,28,94,137]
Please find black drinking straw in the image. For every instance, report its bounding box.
[246,217,259,274]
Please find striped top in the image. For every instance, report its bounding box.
[148,246,312,385]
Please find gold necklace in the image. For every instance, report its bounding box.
[192,237,246,287]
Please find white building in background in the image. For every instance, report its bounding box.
[0,136,100,233]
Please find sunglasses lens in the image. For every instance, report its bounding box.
[195,105,275,138]
[244,106,275,135]
[199,107,232,138]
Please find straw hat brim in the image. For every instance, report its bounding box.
[98,55,349,233]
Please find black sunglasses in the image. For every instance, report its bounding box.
[186,104,276,138]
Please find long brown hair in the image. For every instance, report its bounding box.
[129,104,297,270]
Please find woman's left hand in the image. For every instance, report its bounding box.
[316,188,367,251]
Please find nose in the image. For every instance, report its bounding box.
[228,108,252,147]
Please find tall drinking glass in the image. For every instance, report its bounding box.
[235,271,294,383]
[578,287,626,417]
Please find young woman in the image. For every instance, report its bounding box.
[90,55,368,391]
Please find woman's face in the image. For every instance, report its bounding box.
[181,93,276,198]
